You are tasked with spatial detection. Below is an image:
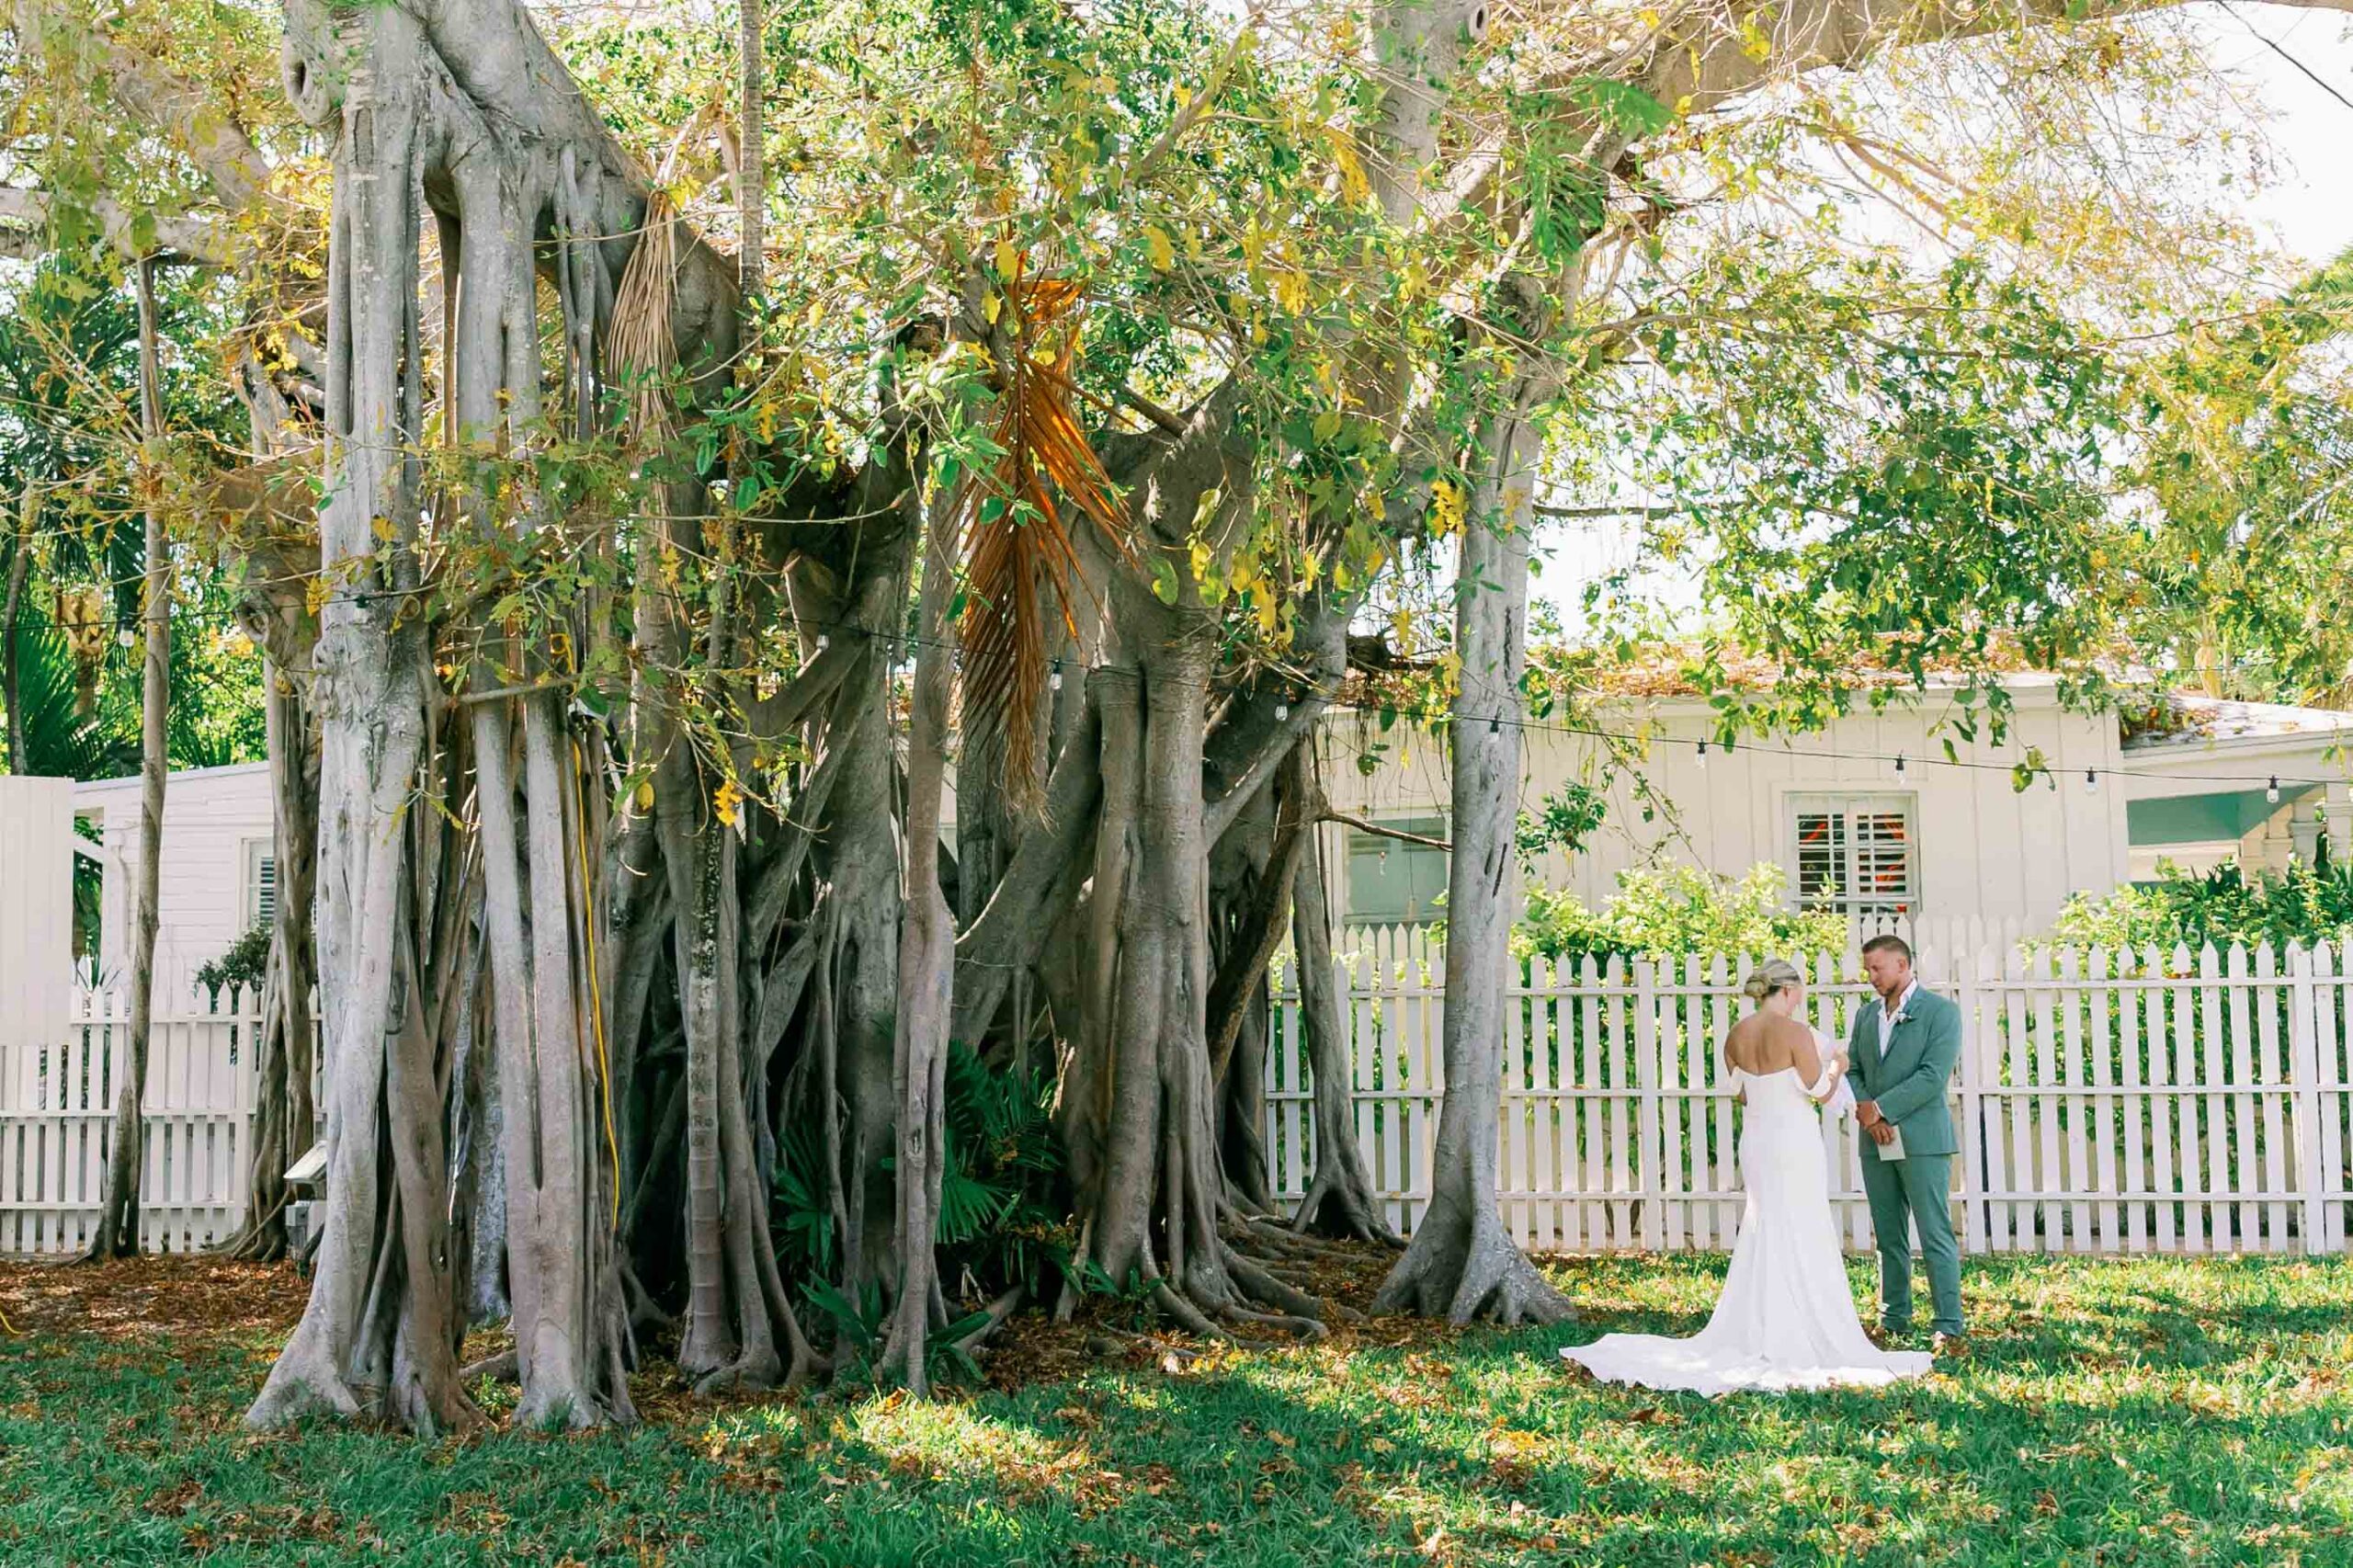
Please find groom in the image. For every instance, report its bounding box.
[1847,933,1966,1353]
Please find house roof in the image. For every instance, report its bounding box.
[1336,642,2072,713]
[2122,693,2353,754]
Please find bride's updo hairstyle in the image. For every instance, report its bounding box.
[1741,959,1804,1005]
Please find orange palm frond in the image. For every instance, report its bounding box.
[959,276,1131,805]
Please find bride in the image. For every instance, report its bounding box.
[1560,959,1935,1394]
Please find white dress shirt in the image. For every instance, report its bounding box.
[1877,979,1919,1058]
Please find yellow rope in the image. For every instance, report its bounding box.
[574,735,622,1232]
[0,1303,17,1335]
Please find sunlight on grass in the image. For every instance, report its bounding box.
[843,1394,1093,1493]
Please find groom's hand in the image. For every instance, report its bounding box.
[1869,1122,1896,1146]
[1856,1099,1883,1128]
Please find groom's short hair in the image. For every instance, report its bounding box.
[1861,933,1914,964]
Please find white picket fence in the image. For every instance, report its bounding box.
[0,986,262,1255]
[1267,927,2353,1256]
[13,933,2353,1260]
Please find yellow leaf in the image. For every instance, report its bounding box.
[983,291,1003,325]
[1274,269,1309,314]
[1329,133,1370,205]
[1145,224,1176,272]
[1430,479,1465,537]
[994,238,1021,279]
[635,780,655,812]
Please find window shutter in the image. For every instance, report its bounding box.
[1794,808,1848,906]
[1789,794,1915,915]
[254,852,277,928]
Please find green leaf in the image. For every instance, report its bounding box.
[1151,556,1181,605]
[1566,77,1672,136]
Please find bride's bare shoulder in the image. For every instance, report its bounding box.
[1727,1014,1813,1072]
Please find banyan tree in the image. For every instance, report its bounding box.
[2,0,2258,1432]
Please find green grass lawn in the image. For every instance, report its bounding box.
[3,1251,2348,1566]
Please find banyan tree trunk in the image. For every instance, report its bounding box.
[253,0,686,1428]
[1372,392,1571,1327]
[244,17,478,1427]
[229,661,319,1262]
[1287,776,1400,1244]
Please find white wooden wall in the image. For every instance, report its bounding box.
[1314,686,2130,933]
[0,777,74,1058]
[1267,927,2353,1256]
[74,761,273,993]
[0,985,261,1254]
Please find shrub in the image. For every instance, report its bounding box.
[2045,860,2353,953]
[195,917,271,1002]
[1515,862,1849,966]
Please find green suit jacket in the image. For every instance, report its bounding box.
[1847,985,1962,1158]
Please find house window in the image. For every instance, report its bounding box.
[1346,817,1449,926]
[244,837,277,929]
[1789,794,1916,916]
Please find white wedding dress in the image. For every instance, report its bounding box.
[1560,1043,1935,1396]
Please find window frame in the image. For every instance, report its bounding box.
[1785,791,1919,918]
[243,835,278,931]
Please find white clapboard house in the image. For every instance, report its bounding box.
[1314,674,2353,937]
[70,760,277,994]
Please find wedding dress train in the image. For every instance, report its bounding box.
[1560,1060,1935,1395]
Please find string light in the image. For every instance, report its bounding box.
[2268,777,2281,804]
[1893,753,1906,779]
[50,572,2353,796]
[1274,699,1289,722]
[1050,659,1063,693]
[2085,767,2099,794]
[1694,738,1708,768]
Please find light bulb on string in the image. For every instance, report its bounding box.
[2084,768,2099,794]
[1893,754,1906,780]
[1050,659,1063,693]
[815,633,829,652]
[2268,777,2281,805]
[1695,739,1708,769]
[1274,699,1289,722]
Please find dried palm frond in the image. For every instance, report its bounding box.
[960,276,1131,806]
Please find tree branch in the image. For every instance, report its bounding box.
[1321,809,1450,852]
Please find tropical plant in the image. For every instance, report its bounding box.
[2045,860,2353,954]
[1517,863,1850,967]
[194,917,271,1004]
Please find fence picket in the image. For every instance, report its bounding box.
[2116,947,2146,1253]
[2256,944,2290,1252]
[1506,955,1531,1249]
[2227,943,2258,1252]
[2322,941,2351,1254]
[2198,943,2227,1251]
